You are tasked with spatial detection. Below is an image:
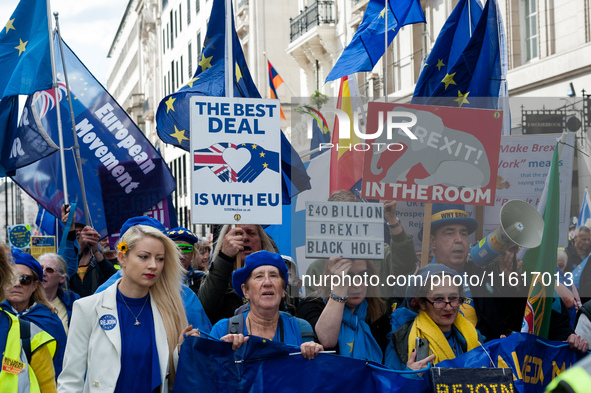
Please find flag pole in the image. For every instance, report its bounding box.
[384,0,388,102]
[225,0,234,99]
[54,13,92,226]
[46,0,69,205]
[225,0,240,268]
[468,0,472,38]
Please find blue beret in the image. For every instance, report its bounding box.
[232,251,288,298]
[12,249,43,281]
[120,216,165,238]
[166,227,199,245]
[405,264,460,299]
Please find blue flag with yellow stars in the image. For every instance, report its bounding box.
[156,0,310,204]
[0,0,55,177]
[0,0,52,98]
[10,36,176,238]
[412,0,504,108]
[325,0,425,83]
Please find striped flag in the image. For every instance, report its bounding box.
[268,60,286,120]
[193,143,238,182]
[329,76,363,194]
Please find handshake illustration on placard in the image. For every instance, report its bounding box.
[193,142,279,183]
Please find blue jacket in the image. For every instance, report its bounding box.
[1,300,68,378]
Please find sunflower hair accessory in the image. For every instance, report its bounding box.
[117,241,128,253]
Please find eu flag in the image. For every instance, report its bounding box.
[412,0,505,109]
[0,0,55,177]
[0,0,52,98]
[325,0,425,83]
[156,0,310,203]
[11,36,176,238]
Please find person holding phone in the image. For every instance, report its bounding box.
[384,265,483,371]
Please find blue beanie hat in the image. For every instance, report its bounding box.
[12,249,43,281]
[166,227,199,245]
[232,251,289,298]
[120,216,165,238]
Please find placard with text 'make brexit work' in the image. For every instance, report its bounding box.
[190,96,282,225]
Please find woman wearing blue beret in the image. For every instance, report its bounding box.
[0,245,57,393]
[209,250,324,359]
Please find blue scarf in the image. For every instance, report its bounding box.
[337,300,382,363]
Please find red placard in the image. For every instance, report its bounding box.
[361,103,502,206]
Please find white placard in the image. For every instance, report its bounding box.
[305,201,385,259]
[190,96,282,224]
[483,133,574,247]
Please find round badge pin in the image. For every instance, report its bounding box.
[99,314,117,330]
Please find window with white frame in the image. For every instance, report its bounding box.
[523,0,538,61]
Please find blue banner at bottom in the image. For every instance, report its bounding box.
[173,333,586,393]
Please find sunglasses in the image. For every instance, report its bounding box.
[15,275,36,286]
[42,266,56,274]
[177,244,194,254]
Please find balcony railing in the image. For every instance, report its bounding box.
[290,0,335,42]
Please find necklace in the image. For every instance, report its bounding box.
[118,291,149,326]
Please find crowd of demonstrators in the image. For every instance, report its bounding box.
[38,253,80,334]
[3,195,591,391]
[424,203,526,340]
[209,251,323,360]
[424,203,588,352]
[0,244,57,393]
[304,191,417,300]
[58,217,195,392]
[385,265,483,371]
[565,226,591,272]
[198,224,275,324]
[59,205,117,297]
[297,256,390,363]
[2,249,68,378]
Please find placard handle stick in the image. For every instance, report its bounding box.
[236,224,242,270]
[420,203,432,268]
[475,205,484,242]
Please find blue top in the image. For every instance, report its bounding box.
[115,290,160,393]
[210,311,307,347]
[96,270,212,333]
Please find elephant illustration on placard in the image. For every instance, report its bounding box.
[370,108,490,188]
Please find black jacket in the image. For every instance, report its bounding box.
[197,252,244,325]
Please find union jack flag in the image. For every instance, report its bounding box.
[32,78,67,119]
[194,142,238,182]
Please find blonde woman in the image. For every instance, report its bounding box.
[58,217,195,393]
